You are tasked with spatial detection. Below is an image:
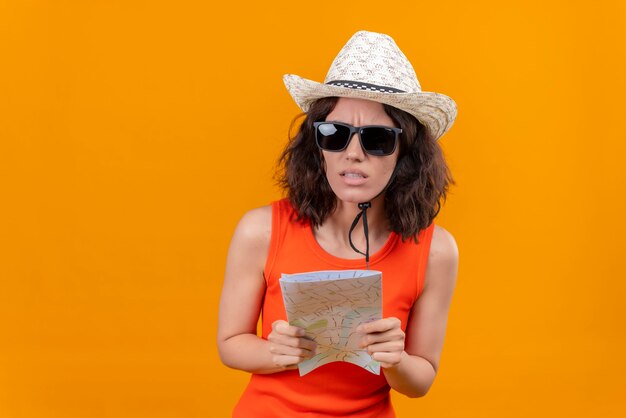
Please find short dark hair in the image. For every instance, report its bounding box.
[276,97,455,242]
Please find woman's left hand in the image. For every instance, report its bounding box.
[356,317,405,369]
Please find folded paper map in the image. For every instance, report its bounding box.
[279,270,382,376]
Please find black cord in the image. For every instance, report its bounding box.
[348,202,371,269]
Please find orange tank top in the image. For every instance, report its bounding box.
[233,199,435,417]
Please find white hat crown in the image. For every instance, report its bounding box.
[324,31,422,94]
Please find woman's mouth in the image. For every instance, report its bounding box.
[340,170,368,185]
[342,172,365,178]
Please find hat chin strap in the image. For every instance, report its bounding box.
[347,162,401,269]
[348,202,371,267]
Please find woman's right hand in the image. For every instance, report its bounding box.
[267,320,317,369]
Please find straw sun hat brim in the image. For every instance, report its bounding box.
[283,74,458,141]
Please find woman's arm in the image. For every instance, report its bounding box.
[217,206,316,374]
[358,225,459,397]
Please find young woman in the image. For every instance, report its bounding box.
[217,30,459,417]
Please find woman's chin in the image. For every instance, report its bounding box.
[332,189,382,205]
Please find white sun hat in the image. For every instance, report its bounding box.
[283,30,457,141]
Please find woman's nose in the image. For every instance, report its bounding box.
[344,133,365,161]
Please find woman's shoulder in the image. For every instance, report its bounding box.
[422,225,459,291]
[232,199,295,245]
[430,225,459,266]
[231,204,273,249]
[241,204,272,221]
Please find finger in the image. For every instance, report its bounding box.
[268,335,317,353]
[298,337,317,352]
[363,340,404,355]
[371,351,402,368]
[272,354,309,367]
[269,343,316,358]
[272,320,305,337]
[271,344,319,368]
[269,334,317,351]
[356,317,401,334]
[359,329,404,348]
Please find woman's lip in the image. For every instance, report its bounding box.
[340,169,368,178]
[340,170,368,185]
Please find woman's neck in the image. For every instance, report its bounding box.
[313,195,391,257]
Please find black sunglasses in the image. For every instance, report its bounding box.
[313,121,402,156]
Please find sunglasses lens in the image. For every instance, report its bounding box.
[360,127,397,156]
[316,123,351,151]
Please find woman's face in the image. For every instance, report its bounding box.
[321,97,400,205]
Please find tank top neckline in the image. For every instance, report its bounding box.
[303,221,399,269]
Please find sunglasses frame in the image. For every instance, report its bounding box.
[313,121,402,156]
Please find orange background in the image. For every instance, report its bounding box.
[1,1,625,417]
